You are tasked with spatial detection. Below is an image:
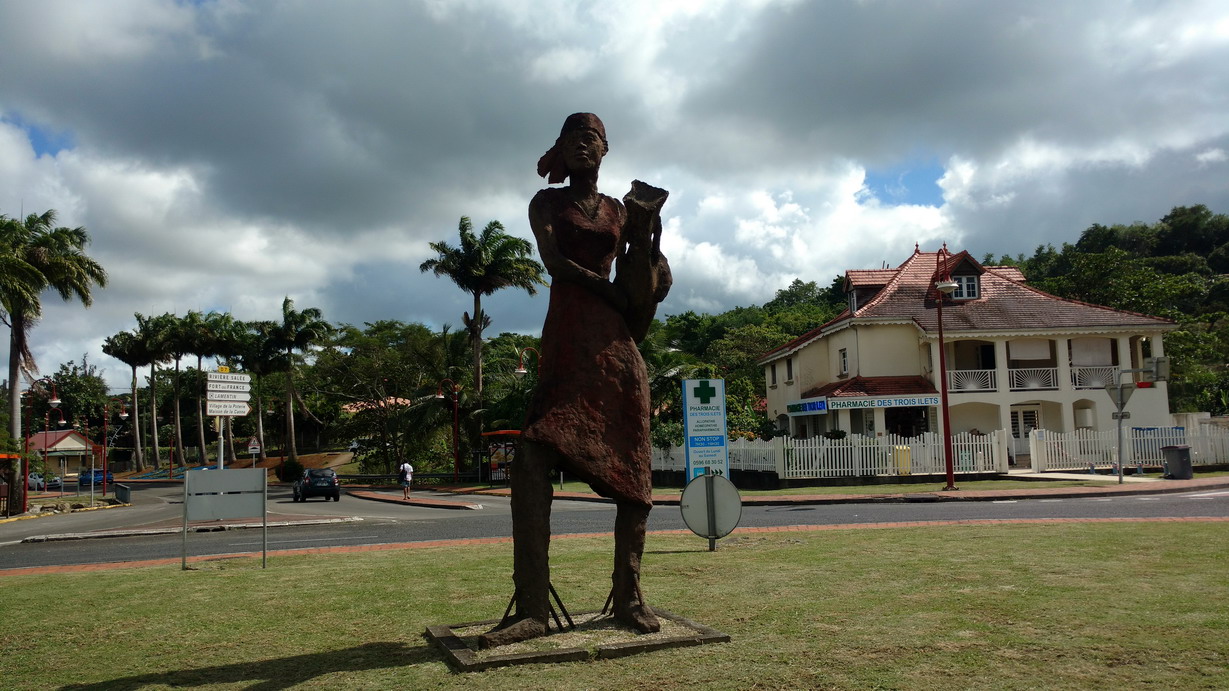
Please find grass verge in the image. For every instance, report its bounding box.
[2,523,1226,689]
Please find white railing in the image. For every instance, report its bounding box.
[1030,426,1229,471]
[1009,367,1058,390]
[1071,366,1117,389]
[652,431,1009,479]
[949,369,996,392]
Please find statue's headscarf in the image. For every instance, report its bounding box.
[537,113,608,184]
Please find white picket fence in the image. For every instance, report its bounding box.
[651,431,1009,479]
[1029,425,1229,471]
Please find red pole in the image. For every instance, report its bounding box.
[935,247,957,491]
[452,391,460,481]
[22,395,31,513]
[103,408,109,497]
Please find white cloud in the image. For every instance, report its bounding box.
[0,0,1227,391]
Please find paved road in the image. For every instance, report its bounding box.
[2,484,1226,571]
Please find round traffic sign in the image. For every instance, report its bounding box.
[679,472,742,539]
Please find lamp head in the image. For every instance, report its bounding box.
[49,396,61,408]
[514,366,528,378]
[936,279,958,295]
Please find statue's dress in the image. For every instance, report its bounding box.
[522,187,653,507]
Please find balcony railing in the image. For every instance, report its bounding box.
[1010,367,1058,390]
[948,369,996,392]
[1071,366,1117,389]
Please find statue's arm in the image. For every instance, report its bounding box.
[529,194,629,313]
[616,181,672,342]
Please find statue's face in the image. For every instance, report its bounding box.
[561,127,606,173]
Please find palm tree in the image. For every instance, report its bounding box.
[2,210,107,506]
[270,298,331,465]
[419,217,546,427]
[101,329,151,471]
[203,311,244,465]
[236,320,282,464]
[136,312,174,469]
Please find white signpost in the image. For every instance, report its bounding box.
[682,378,729,481]
[206,401,252,416]
[207,371,252,469]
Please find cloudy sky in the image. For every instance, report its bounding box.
[3,0,1228,391]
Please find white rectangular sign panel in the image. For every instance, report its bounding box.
[682,378,729,481]
[206,401,252,416]
[206,381,251,392]
[206,391,252,402]
[207,372,251,383]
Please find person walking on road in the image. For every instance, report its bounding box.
[398,461,414,500]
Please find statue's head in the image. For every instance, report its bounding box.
[538,113,608,184]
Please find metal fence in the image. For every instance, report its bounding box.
[1029,425,1229,471]
[652,431,1009,479]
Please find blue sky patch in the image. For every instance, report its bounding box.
[3,115,76,157]
[863,159,946,208]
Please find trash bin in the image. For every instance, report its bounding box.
[892,446,911,476]
[1160,445,1193,480]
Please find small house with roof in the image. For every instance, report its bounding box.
[26,429,102,474]
[758,247,1176,458]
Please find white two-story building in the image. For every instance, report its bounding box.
[758,247,1176,457]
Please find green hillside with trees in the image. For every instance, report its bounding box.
[3,206,1226,478]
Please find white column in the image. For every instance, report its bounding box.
[1055,337,1071,390]
[1116,336,1132,373]
[995,339,1010,393]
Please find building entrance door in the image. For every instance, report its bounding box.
[1010,407,1041,457]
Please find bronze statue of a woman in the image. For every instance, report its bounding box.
[481,113,671,647]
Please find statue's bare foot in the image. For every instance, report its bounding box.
[478,616,547,649]
[615,603,660,634]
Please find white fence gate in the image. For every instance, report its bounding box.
[1029,425,1229,471]
[652,431,1009,480]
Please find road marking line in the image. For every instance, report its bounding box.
[992,500,1018,504]
[1039,499,1064,503]
[1187,491,1229,498]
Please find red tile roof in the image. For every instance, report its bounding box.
[802,375,937,399]
[759,248,1174,364]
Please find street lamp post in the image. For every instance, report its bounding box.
[934,245,959,492]
[24,378,61,512]
[435,379,461,481]
[513,347,541,379]
[45,408,67,498]
[103,399,129,497]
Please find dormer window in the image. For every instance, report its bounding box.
[952,275,979,300]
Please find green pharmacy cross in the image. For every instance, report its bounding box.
[693,381,718,404]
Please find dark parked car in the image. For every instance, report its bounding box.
[293,468,341,502]
[78,469,114,486]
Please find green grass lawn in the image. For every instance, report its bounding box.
[2,522,1226,689]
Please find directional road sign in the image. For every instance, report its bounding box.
[207,372,251,383]
[206,391,251,402]
[206,401,252,417]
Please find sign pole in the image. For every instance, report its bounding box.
[705,467,717,552]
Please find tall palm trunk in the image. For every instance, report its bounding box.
[7,326,26,512]
[173,358,187,465]
[129,364,145,471]
[255,374,268,464]
[256,387,268,464]
[149,362,163,469]
[195,355,208,463]
[285,365,298,464]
